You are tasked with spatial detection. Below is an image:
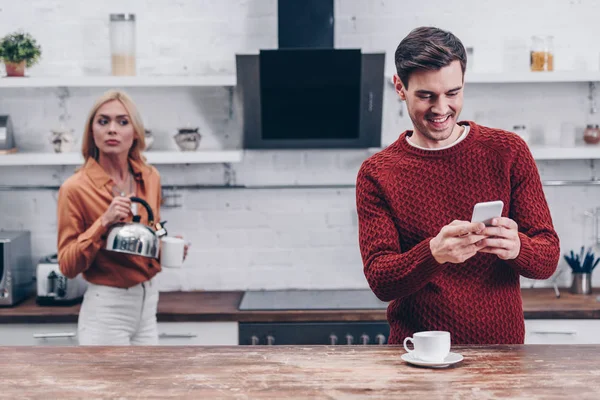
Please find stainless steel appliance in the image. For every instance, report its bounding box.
[0,115,16,153]
[236,50,384,149]
[36,254,87,306]
[238,290,390,345]
[0,230,35,306]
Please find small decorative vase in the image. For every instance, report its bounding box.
[50,129,75,153]
[5,61,26,77]
[570,273,592,295]
[174,127,201,151]
[144,129,154,150]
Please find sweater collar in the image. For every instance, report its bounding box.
[83,157,147,189]
[398,121,477,158]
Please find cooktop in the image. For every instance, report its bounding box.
[238,289,388,311]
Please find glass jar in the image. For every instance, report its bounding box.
[530,35,554,72]
[583,124,600,144]
[513,125,530,143]
[110,14,136,76]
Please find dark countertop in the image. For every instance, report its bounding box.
[0,288,599,323]
[2,345,600,399]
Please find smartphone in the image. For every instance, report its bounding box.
[471,200,504,226]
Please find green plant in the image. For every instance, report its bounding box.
[564,246,600,274]
[0,31,42,67]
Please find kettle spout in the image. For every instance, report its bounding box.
[155,220,168,238]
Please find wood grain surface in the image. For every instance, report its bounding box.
[1,345,599,399]
[0,288,598,323]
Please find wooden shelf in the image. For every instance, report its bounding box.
[0,150,243,166]
[0,75,236,88]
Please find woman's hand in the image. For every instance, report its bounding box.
[175,235,190,261]
[101,195,132,228]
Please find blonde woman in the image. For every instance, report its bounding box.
[57,90,186,345]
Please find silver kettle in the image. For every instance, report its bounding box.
[105,196,167,258]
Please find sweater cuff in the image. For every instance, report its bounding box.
[507,232,535,273]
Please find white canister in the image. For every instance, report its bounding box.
[110,13,136,76]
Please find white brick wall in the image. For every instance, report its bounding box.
[1,0,600,291]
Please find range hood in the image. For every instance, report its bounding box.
[278,0,334,49]
[235,0,385,149]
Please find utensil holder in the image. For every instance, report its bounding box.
[570,273,592,295]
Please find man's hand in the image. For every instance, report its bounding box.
[477,217,521,260]
[430,220,487,264]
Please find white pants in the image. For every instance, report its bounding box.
[78,278,159,345]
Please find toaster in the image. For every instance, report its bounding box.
[36,254,88,306]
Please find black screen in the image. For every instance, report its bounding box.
[259,49,362,141]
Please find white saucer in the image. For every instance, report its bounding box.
[401,352,464,368]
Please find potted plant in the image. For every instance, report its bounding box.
[564,246,600,295]
[0,31,42,77]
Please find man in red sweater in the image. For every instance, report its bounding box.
[356,27,560,345]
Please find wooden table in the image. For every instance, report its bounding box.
[2,345,599,399]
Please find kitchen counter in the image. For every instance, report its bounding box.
[0,288,599,323]
[1,345,599,399]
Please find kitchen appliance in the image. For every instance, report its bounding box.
[0,230,35,306]
[0,115,16,154]
[236,0,384,150]
[36,254,87,306]
[105,196,167,258]
[238,290,390,345]
[236,49,384,149]
[278,0,333,49]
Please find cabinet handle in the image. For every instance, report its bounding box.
[158,333,198,339]
[33,332,76,339]
[530,331,576,335]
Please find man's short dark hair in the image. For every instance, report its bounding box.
[394,26,467,88]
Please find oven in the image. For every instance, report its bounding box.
[238,289,389,345]
[239,321,389,346]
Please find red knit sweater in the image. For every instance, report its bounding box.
[356,121,560,345]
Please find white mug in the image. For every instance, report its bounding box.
[403,331,451,362]
[160,237,185,268]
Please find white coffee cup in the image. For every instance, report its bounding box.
[403,331,451,363]
[160,237,185,268]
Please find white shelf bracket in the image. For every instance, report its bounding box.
[223,162,236,186]
[589,82,597,114]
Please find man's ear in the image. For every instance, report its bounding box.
[393,74,406,101]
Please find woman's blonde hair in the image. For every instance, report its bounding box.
[81,89,147,166]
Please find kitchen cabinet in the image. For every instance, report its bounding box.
[0,322,238,346]
[525,319,600,344]
[0,323,78,346]
[158,322,238,345]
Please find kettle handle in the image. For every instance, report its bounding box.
[130,196,155,225]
